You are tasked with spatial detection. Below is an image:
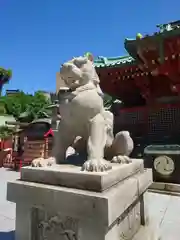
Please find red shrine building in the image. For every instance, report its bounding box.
[94,20,180,149]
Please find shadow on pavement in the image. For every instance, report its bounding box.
[0,231,15,240]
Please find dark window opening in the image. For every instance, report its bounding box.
[25,123,50,140]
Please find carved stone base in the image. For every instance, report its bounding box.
[7,162,160,240]
[20,159,144,192]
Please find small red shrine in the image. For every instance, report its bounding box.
[93,21,180,146]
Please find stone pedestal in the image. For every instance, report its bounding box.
[7,159,160,240]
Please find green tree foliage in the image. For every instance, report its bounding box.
[103,93,122,117]
[0,125,14,139]
[0,91,30,118]
[0,68,12,96]
[24,91,51,122]
[0,91,50,122]
[103,93,113,110]
[0,68,12,81]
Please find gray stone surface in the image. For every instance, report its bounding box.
[0,168,19,240]
[146,192,180,240]
[32,56,135,172]
[150,181,180,194]
[7,169,152,226]
[7,168,155,240]
[1,167,180,239]
[21,159,144,192]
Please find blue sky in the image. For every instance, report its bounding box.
[0,0,180,94]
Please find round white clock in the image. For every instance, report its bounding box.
[154,156,175,176]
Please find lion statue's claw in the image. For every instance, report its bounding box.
[111,155,132,164]
[31,157,56,167]
[82,159,112,172]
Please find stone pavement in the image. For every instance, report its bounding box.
[0,168,19,240]
[146,192,180,239]
[0,168,180,240]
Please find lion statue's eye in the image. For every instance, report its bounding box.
[73,57,87,68]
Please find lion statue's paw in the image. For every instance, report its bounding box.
[111,155,132,164]
[31,157,56,167]
[81,159,112,172]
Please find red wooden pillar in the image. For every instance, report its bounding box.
[44,137,49,159]
[44,128,54,159]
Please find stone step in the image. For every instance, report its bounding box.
[149,181,180,194]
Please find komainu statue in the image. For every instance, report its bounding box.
[32,56,134,172]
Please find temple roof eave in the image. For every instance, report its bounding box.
[94,20,180,69]
[94,55,137,68]
[125,24,180,57]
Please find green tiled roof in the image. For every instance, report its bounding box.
[125,21,180,43]
[94,55,135,68]
[94,21,180,69]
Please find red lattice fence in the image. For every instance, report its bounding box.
[116,103,180,142]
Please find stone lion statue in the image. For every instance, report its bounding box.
[32,56,134,172]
